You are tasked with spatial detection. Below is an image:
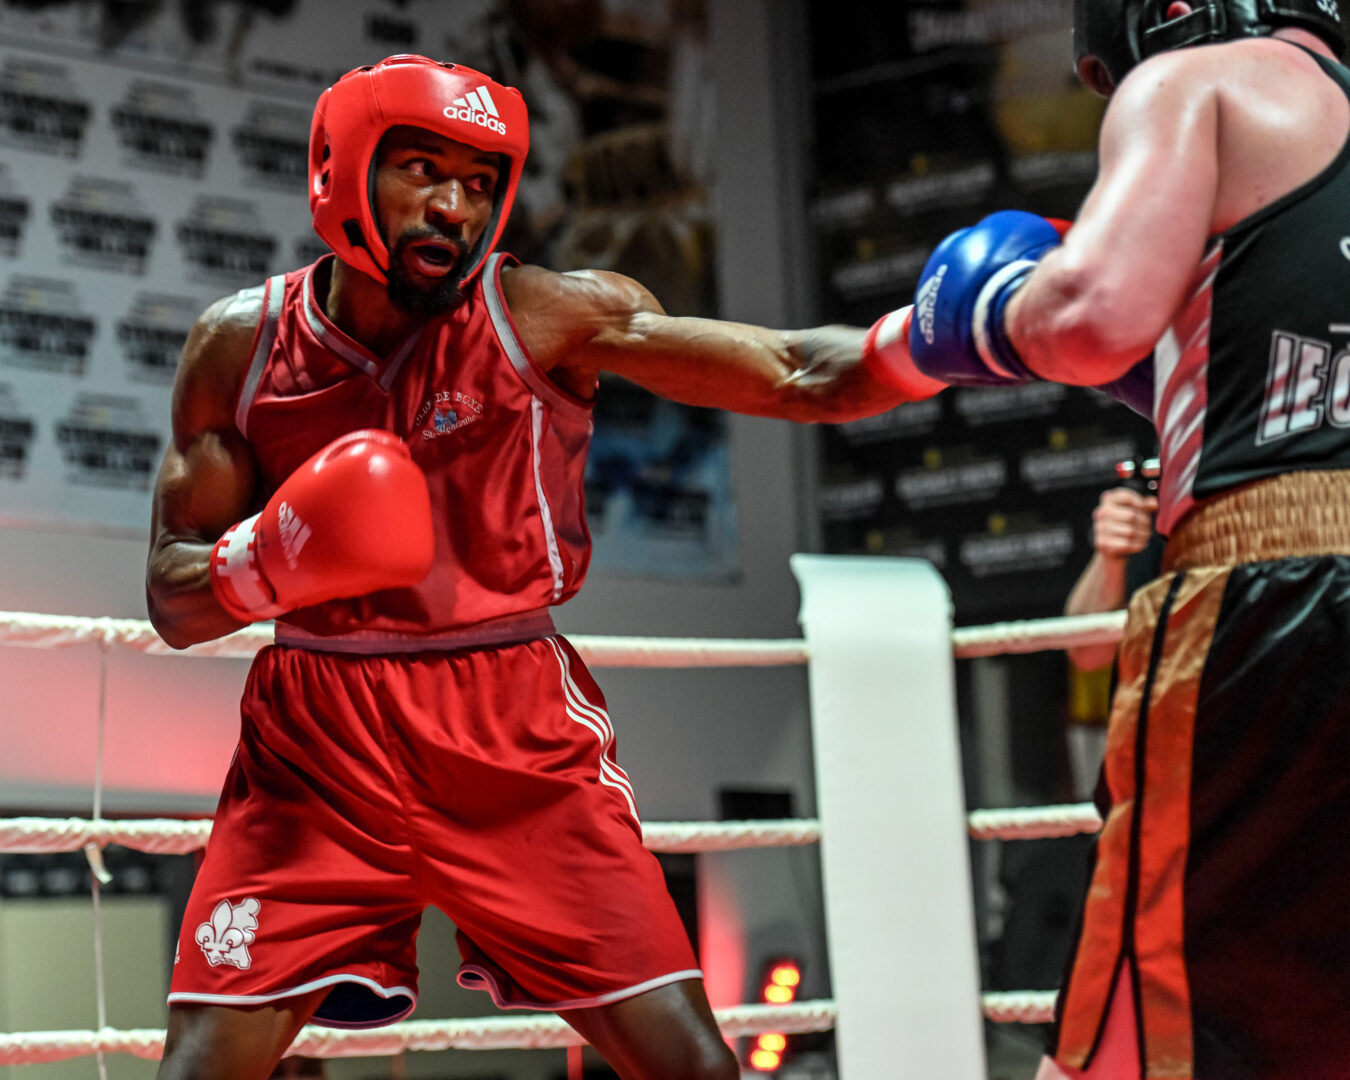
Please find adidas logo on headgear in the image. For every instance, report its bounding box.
[443,84,507,134]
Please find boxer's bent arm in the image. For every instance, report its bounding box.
[1005,50,1219,384]
[146,300,260,650]
[504,264,918,422]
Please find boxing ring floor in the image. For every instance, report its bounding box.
[0,556,1121,1077]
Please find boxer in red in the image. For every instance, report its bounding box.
[146,55,929,1080]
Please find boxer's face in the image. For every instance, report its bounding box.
[373,125,501,314]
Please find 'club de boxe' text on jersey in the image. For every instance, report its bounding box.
[230,252,593,644]
[1153,50,1350,534]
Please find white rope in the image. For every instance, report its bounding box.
[967,803,1102,840]
[0,610,1126,663]
[951,610,1126,659]
[0,1001,841,1064]
[0,817,824,856]
[982,991,1058,1025]
[0,804,1104,855]
[0,612,807,667]
[0,994,1067,1064]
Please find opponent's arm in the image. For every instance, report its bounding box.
[146,296,264,649]
[894,51,1217,401]
[503,265,944,423]
[1005,51,1218,383]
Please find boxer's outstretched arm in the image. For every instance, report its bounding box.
[502,264,937,422]
[146,297,260,650]
[1005,50,1218,383]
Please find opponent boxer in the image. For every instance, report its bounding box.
[146,55,932,1080]
[865,2,1350,1077]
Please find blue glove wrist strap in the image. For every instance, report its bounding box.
[972,261,1037,382]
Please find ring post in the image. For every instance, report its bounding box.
[791,555,985,1079]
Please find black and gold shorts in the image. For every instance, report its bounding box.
[1053,471,1350,1080]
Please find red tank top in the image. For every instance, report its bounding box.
[233,253,594,646]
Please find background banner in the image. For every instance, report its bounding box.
[0,0,738,579]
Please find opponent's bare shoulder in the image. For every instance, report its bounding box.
[172,284,270,441]
[498,262,662,373]
[1099,45,1219,141]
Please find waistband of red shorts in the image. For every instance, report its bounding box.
[273,609,558,655]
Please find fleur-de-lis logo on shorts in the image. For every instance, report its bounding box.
[194,897,261,970]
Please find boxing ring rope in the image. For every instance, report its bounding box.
[0,558,1110,1074]
[0,606,1126,662]
[0,803,1103,855]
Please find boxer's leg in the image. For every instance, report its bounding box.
[558,978,737,1080]
[1037,965,1141,1080]
[155,991,327,1080]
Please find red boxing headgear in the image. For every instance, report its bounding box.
[308,55,529,285]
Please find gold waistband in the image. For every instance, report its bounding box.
[1165,470,1350,571]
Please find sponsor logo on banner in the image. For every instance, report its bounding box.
[838,397,942,443]
[1019,435,1137,492]
[0,276,97,376]
[0,383,37,481]
[176,195,277,287]
[366,12,418,47]
[112,81,214,177]
[117,293,200,385]
[1011,152,1098,190]
[50,176,157,274]
[55,394,161,490]
[955,382,1067,426]
[886,163,996,216]
[818,474,885,521]
[232,101,310,191]
[895,450,1007,510]
[0,57,92,157]
[867,528,947,568]
[830,247,930,301]
[909,0,1064,51]
[0,165,31,258]
[958,514,1075,578]
[293,233,330,267]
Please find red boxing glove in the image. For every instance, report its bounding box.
[210,429,434,622]
[861,305,947,400]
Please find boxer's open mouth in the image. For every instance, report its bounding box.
[406,241,463,278]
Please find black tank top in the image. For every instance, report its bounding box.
[1155,47,1350,533]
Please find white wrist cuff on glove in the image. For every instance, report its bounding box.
[210,512,285,622]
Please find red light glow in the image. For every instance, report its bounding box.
[770,963,802,988]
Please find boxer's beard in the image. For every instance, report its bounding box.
[385,227,471,316]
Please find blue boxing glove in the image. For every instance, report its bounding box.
[909,211,1066,386]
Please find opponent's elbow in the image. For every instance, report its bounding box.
[1016,267,1164,385]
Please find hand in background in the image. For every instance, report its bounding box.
[1091,487,1158,560]
[1065,487,1159,670]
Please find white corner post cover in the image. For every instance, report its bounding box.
[791,555,986,1080]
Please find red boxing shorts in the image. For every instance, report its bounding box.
[168,634,701,1027]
